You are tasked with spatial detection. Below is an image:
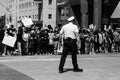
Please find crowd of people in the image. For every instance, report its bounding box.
[79,26,120,54]
[0,21,120,56]
[0,21,61,56]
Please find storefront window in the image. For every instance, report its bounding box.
[49,0,52,5]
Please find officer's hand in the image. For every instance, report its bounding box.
[77,42,81,49]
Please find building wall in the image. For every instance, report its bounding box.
[57,0,72,27]
[57,5,70,26]
[93,0,102,30]
[0,15,5,27]
[43,0,57,29]
[18,0,39,21]
[6,0,42,27]
[6,0,16,25]
[6,0,102,30]
[6,0,71,29]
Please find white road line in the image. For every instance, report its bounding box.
[0,58,61,62]
[0,57,119,63]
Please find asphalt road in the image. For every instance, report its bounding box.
[0,54,120,80]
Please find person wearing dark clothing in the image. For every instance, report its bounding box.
[48,29,54,54]
[17,26,23,42]
[17,26,24,55]
[107,29,113,52]
[0,28,5,55]
[28,30,35,55]
[33,31,38,55]
[79,31,85,54]
[6,25,17,55]
[36,30,41,54]
[28,30,37,55]
[39,29,49,55]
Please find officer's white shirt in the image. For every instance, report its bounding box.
[60,22,79,39]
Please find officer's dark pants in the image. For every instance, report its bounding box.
[59,38,79,71]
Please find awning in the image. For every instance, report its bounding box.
[57,2,69,7]
[69,0,80,5]
[111,1,120,18]
[33,21,42,26]
[33,21,42,24]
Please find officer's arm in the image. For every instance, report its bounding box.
[76,32,80,43]
[59,27,64,44]
[74,26,80,47]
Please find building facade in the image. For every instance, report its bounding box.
[6,0,17,26]
[68,0,102,29]
[6,0,120,30]
[57,0,70,27]
[6,0,42,28]
[43,0,57,29]
[0,15,5,27]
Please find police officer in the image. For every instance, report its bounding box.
[58,16,83,73]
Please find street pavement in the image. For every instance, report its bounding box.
[0,53,120,80]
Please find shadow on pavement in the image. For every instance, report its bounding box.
[0,64,34,80]
[64,68,74,72]
[62,68,83,73]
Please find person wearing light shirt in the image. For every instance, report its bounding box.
[58,16,83,73]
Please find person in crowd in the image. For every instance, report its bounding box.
[36,28,41,55]
[17,21,24,55]
[6,25,17,56]
[28,30,35,55]
[107,29,113,52]
[53,27,60,55]
[88,29,95,54]
[94,30,102,53]
[48,28,54,55]
[58,16,83,73]
[101,31,107,53]
[84,29,91,54]
[0,27,5,56]
[39,29,49,55]
[33,26,39,55]
[79,28,86,54]
[22,27,30,55]
[105,30,112,53]
[98,31,103,52]
[113,29,120,52]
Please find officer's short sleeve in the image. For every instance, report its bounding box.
[60,26,64,34]
[74,25,79,33]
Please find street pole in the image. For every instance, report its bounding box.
[93,0,102,30]
[80,0,88,28]
[38,3,42,21]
